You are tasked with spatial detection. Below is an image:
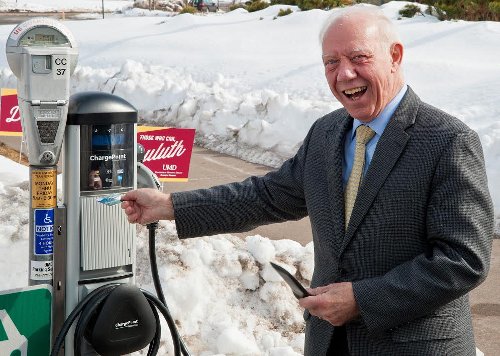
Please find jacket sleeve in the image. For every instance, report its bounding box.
[171,121,318,239]
[352,129,493,334]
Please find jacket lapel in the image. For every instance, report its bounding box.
[324,111,352,253]
[342,87,420,249]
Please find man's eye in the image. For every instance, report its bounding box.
[324,59,339,68]
[352,55,369,63]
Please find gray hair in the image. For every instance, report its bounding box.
[319,6,401,49]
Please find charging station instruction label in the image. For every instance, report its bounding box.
[31,169,56,208]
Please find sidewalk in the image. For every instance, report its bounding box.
[1,137,499,354]
[470,240,500,355]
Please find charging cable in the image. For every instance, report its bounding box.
[147,222,191,356]
[49,224,192,356]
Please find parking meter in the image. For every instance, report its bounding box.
[6,17,77,166]
[5,18,78,286]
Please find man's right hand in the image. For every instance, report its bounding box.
[121,188,174,224]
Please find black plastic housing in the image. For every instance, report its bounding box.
[88,284,156,355]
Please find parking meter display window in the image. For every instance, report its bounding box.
[19,28,70,46]
[80,124,134,192]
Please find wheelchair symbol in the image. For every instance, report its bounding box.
[43,213,52,224]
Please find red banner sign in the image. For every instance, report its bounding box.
[137,126,195,182]
[0,88,22,136]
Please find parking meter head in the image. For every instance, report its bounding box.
[6,17,78,78]
[5,17,78,166]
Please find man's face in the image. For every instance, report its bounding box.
[322,18,400,122]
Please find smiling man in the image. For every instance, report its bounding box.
[297,7,493,356]
[121,6,493,356]
[321,10,404,122]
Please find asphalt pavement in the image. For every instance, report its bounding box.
[1,136,499,354]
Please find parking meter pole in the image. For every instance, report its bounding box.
[29,165,58,285]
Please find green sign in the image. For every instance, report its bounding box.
[0,285,52,356]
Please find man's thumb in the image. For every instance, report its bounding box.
[121,190,138,202]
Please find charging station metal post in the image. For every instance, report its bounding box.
[6,18,78,286]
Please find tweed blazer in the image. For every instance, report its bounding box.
[172,87,493,355]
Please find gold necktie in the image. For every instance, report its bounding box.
[345,125,375,228]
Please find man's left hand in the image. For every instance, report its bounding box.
[299,282,360,325]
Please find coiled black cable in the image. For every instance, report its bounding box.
[146,300,161,356]
[142,289,182,356]
[147,223,191,356]
[50,283,120,356]
[49,222,196,356]
[49,223,192,356]
[50,283,183,356]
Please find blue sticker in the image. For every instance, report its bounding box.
[34,209,54,255]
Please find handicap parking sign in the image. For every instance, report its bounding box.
[34,208,54,255]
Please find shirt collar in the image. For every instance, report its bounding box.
[351,84,408,139]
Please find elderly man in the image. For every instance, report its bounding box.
[122,6,493,355]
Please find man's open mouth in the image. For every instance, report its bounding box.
[343,86,367,100]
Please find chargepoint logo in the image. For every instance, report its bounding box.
[90,153,126,162]
[115,319,139,330]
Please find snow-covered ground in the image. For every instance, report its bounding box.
[0,1,498,354]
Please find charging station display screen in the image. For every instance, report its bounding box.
[80,124,134,192]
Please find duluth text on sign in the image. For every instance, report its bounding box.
[143,140,186,162]
[6,105,20,123]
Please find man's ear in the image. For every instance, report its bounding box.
[390,43,403,73]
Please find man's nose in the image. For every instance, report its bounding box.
[337,60,357,81]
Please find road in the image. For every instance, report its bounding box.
[164,146,313,245]
[0,11,101,25]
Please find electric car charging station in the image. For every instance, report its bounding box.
[5,18,191,356]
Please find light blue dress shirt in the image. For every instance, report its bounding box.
[343,85,408,188]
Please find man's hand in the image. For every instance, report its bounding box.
[299,282,360,325]
[121,188,174,224]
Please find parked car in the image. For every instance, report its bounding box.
[189,0,218,12]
